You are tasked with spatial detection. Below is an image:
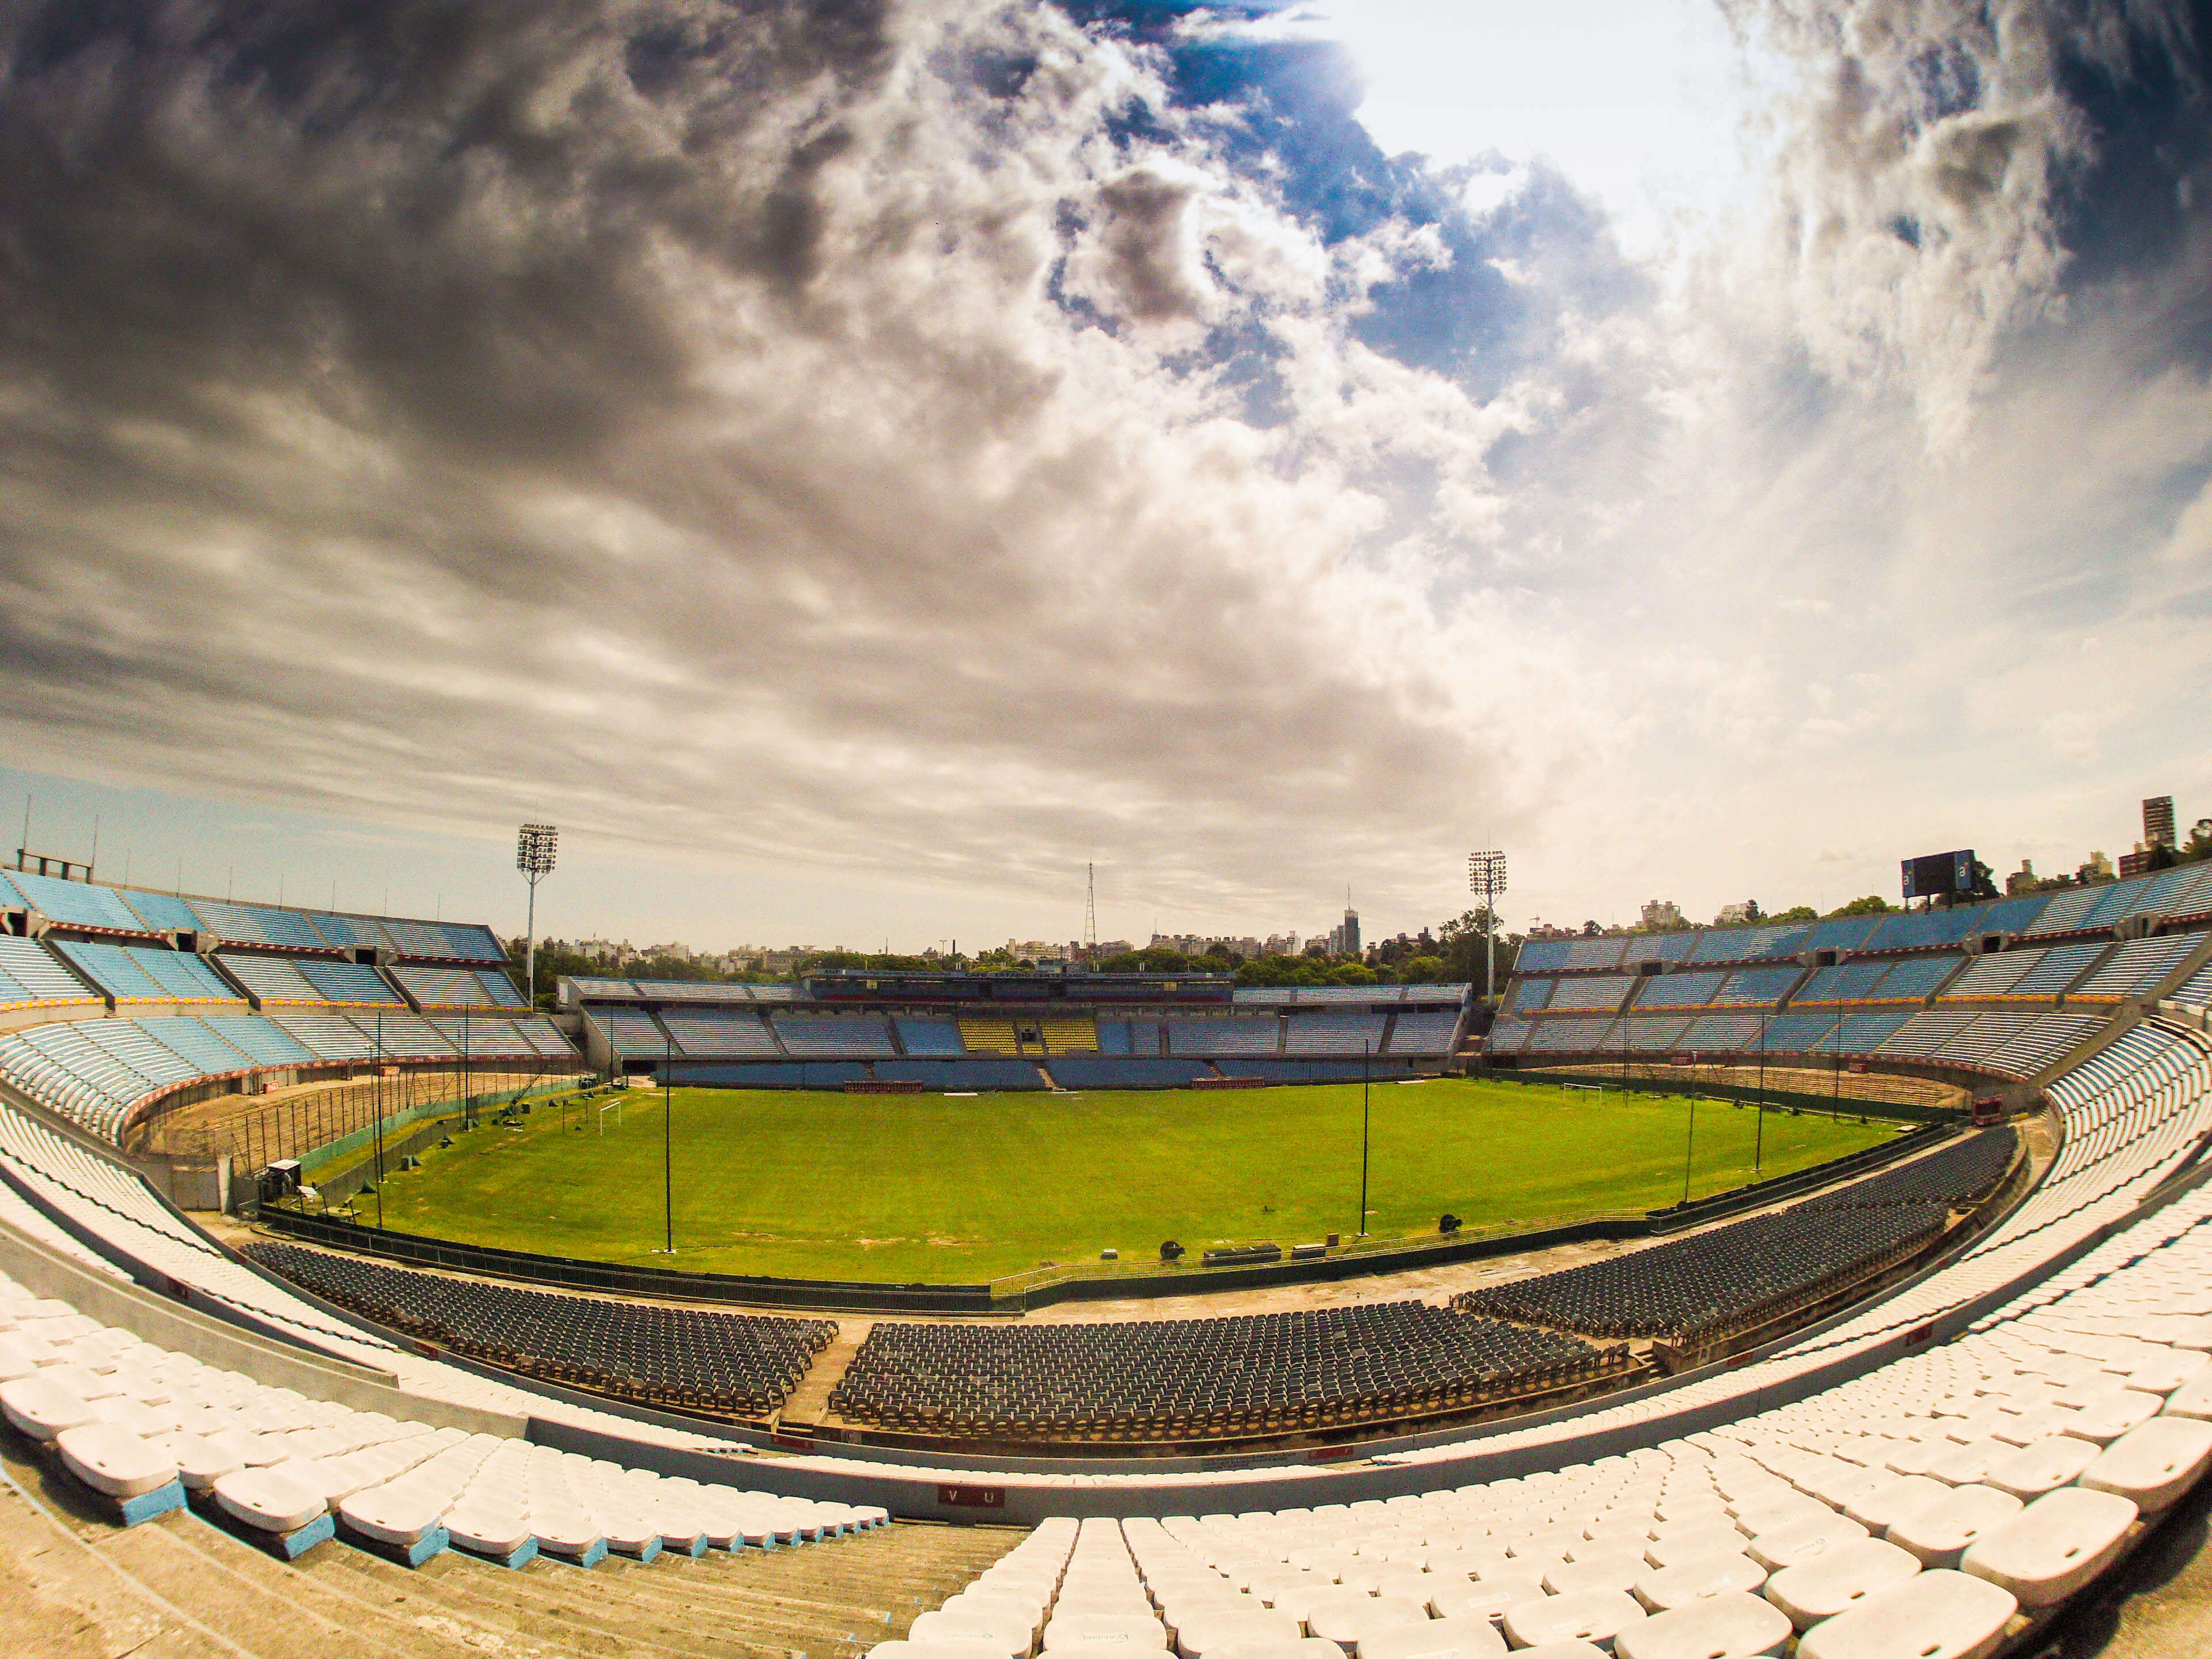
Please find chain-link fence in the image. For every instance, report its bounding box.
[142,1062,586,1172]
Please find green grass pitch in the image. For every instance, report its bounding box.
[365,1078,1895,1284]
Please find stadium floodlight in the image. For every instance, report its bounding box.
[517,823,558,1012]
[1468,850,1508,1005]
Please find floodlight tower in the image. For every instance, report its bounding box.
[516,823,558,1011]
[1469,849,1508,1005]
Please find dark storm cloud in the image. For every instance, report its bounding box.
[0,0,1560,922]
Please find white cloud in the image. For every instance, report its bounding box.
[0,0,2201,952]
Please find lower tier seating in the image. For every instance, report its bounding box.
[1453,1131,2019,1343]
[240,1241,836,1416]
[828,1302,1613,1440]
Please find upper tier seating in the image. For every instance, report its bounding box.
[2173,961,2212,1009]
[830,1302,1609,1441]
[51,940,236,1002]
[0,934,101,1007]
[1282,1013,1390,1055]
[895,1018,964,1055]
[1502,977,1554,1014]
[243,1242,836,1416]
[389,964,528,1009]
[1547,975,1634,1013]
[0,867,150,932]
[1634,971,1728,1010]
[1165,1018,1280,1056]
[774,1015,896,1058]
[1386,1010,1460,1052]
[660,1009,781,1056]
[1795,961,1892,1003]
[0,865,507,961]
[599,1009,672,1054]
[219,951,406,1006]
[2069,931,2206,1003]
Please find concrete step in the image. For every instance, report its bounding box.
[0,1437,1017,1659]
[784,1322,875,1425]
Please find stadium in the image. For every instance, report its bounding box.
[4,1,2211,1657]
[0,847,2209,1658]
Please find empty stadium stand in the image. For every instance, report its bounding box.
[49,940,238,1003]
[241,1241,835,1416]
[830,1302,1617,1442]
[1453,1131,2020,1345]
[5,866,2212,1659]
[218,951,407,1006]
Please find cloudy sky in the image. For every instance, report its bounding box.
[1,0,2207,952]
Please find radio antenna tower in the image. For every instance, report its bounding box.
[1084,863,1098,961]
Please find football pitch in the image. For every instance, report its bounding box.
[366,1078,1895,1284]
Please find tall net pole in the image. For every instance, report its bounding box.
[517,824,558,1010]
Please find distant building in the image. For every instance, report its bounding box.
[2006,860,2039,896]
[1262,932,1301,957]
[1324,907,1361,957]
[1640,899,1684,929]
[2082,851,2114,882]
[2146,796,2177,849]
[1715,901,1756,926]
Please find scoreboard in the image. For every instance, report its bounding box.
[1901,849,1975,900]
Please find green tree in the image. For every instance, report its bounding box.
[1770,905,1818,923]
[1826,895,1892,918]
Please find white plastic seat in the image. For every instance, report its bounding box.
[1795,1570,2017,1659]
[55,1422,176,1499]
[2154,1365,2212,1419]
[1543,1551,1648,1596]
[1174,1609,1300,1659]
[213,1465,325,1535]
[1427,1577,1544,1624]
[1304,1594,1425,1653]
[1980,1435,2100,1500]
[1612,1593,1789,1659]
[2062,1390,2162,1445]
[445,1502,532,1556]
[1350,1615,1506,1659]
[1501,1589,1645,1650]
[530,1503,604,1555]
[1923,1441,2007,1487]
[1643,1524,1747,1568]
[1885,1486,2023,1570]
[1044,1615,1169,1652]
[2080,1416,2212,1512]
[1760,1538,1920,1629]
[1958,1487,2137,1608]
[1841,1474,1950,1532]
[1728,1495,1828,1536]
[1745,1513,1866,1573]
[340,1482,446,1546]
[2127,1348,2208,1395]
[1631,1547,1767,1614]
[0,1333,52,1380]
[0,1373,97,1440]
